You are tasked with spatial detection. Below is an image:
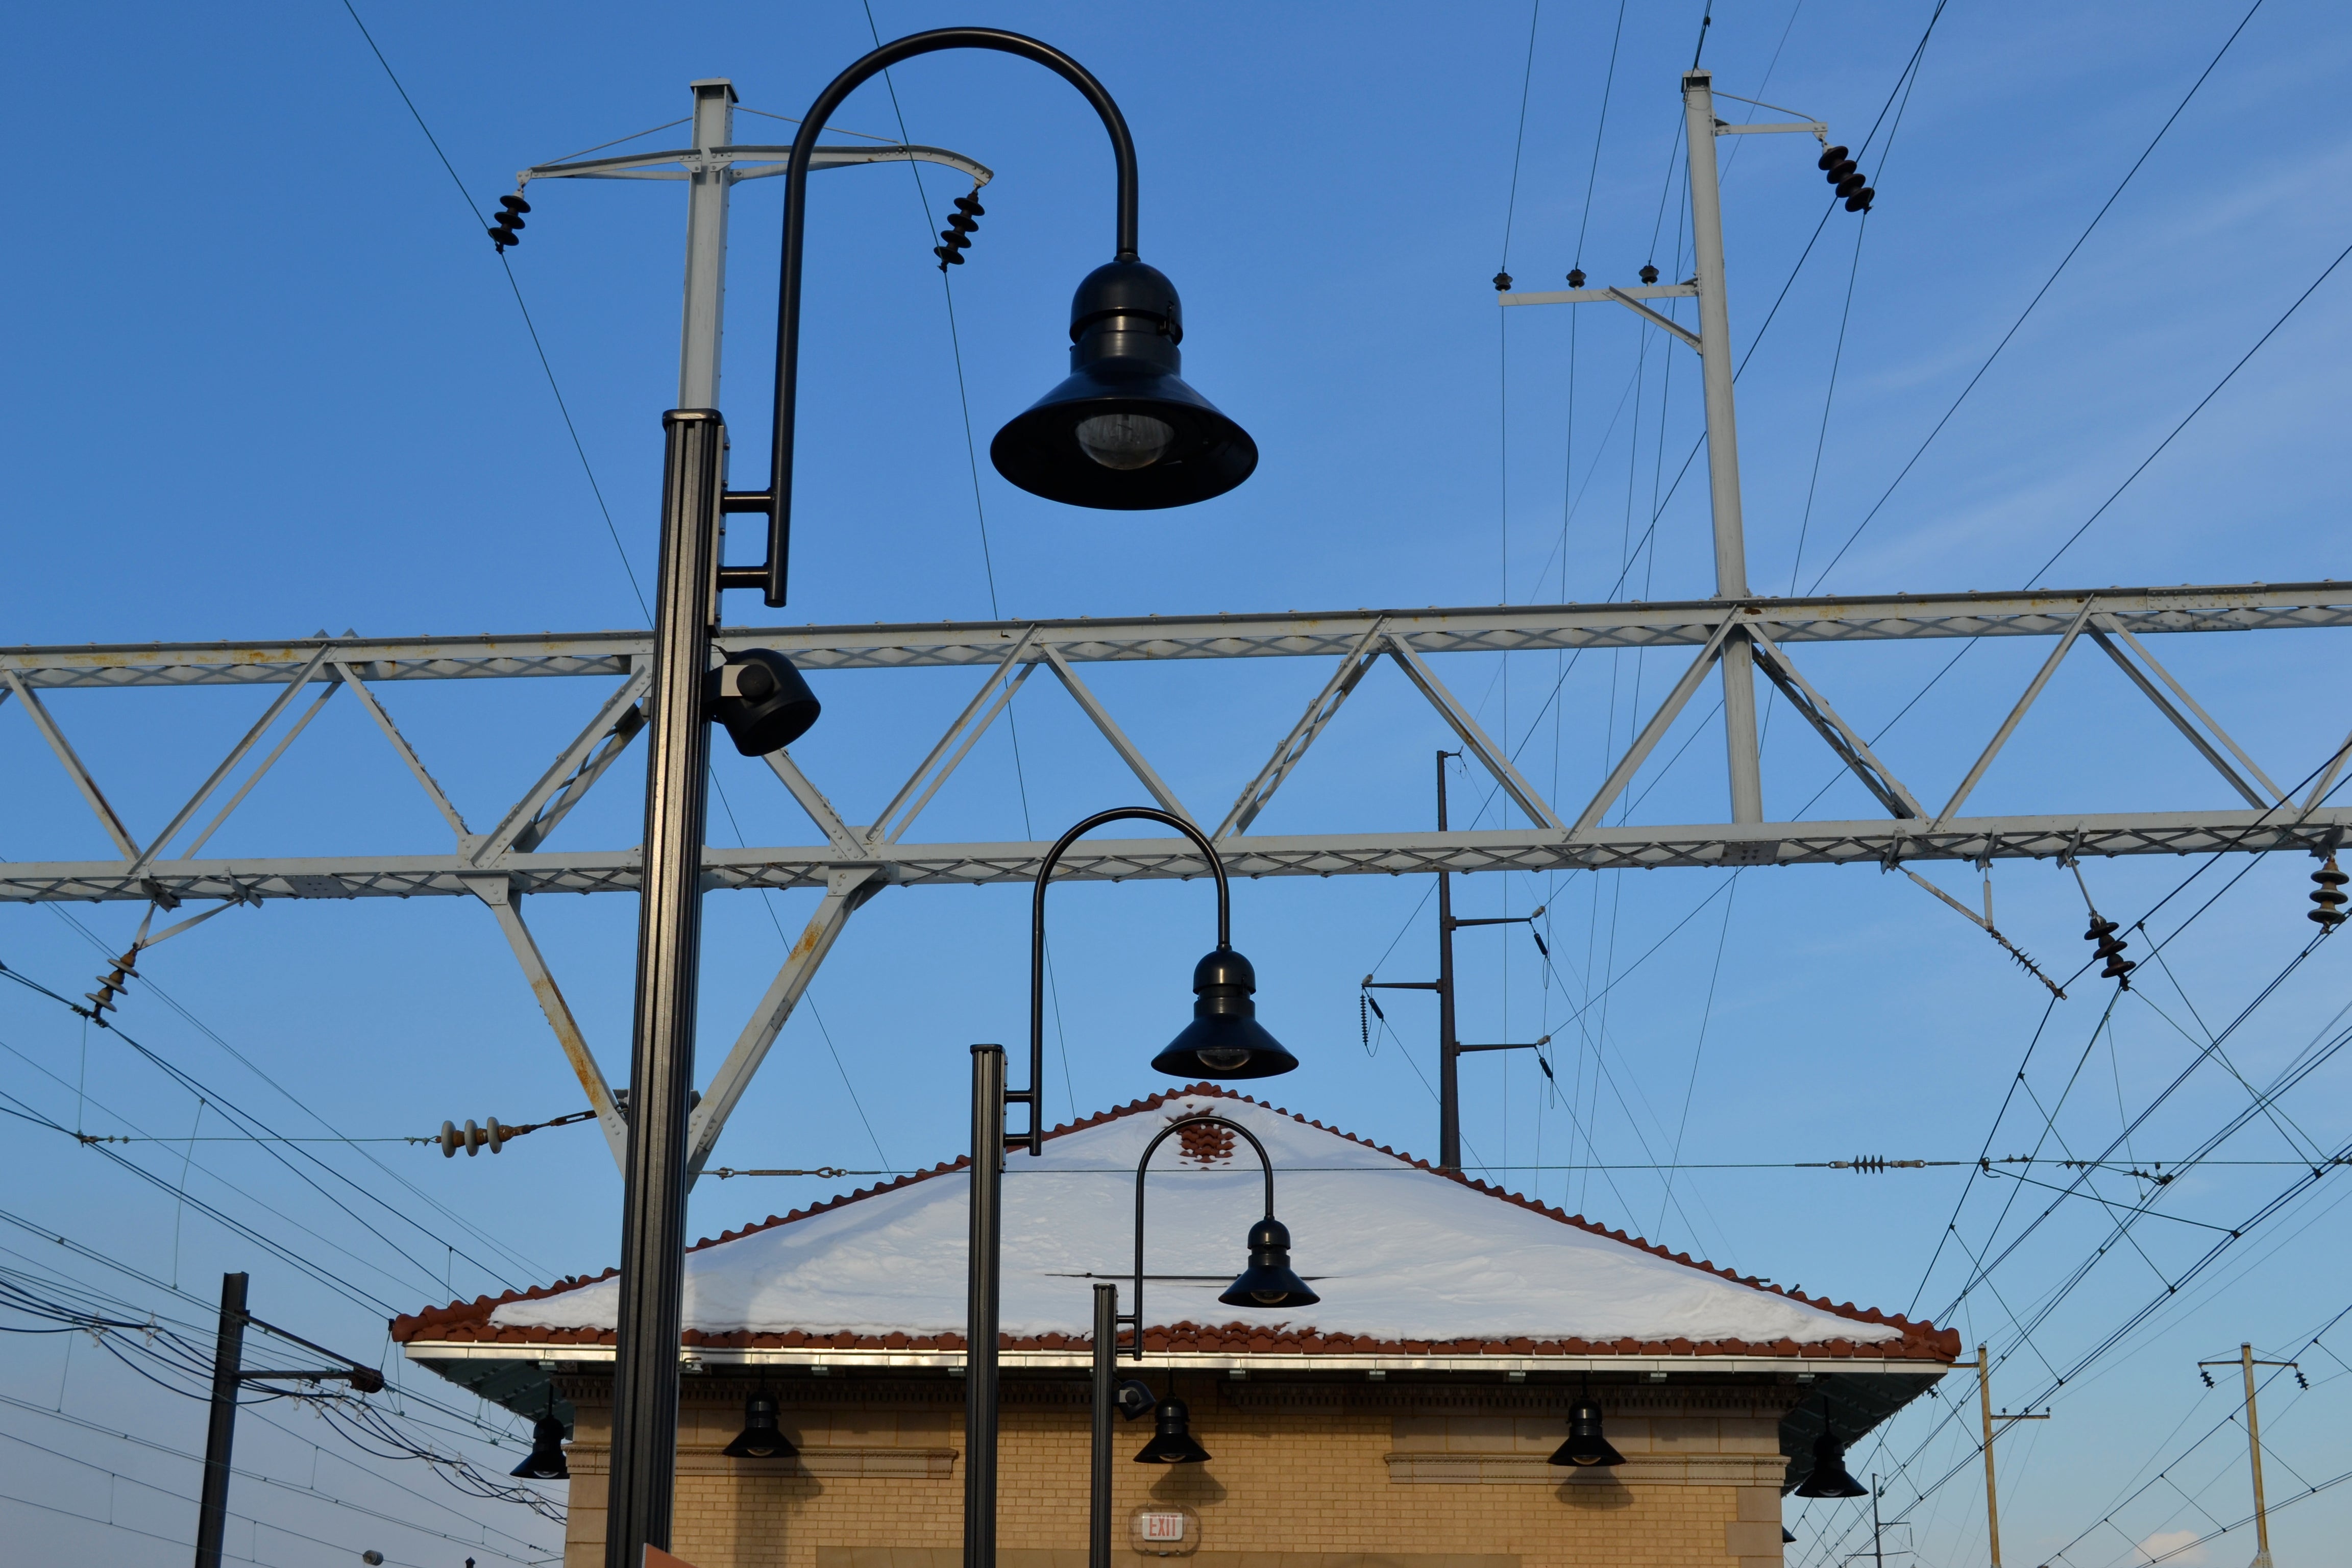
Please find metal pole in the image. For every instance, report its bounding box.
[1090,1281,1117,1568]
[604,408,725,1568]
[1977,1344,2003,1568]
[1871,1475,1884,1568]
[2242,1343,2273,1568]
[1436,751,1461,1173]
[678,80,737,409]
[192,1271,247,1568]
[1681,67,1763,825]
[966,1044,1007,1568]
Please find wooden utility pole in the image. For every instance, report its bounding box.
[2198,1342,2301,1568]
[1974,1344,2049,1568]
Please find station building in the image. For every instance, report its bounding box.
[395,1087,1957,1568]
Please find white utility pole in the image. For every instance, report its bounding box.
[1496,69,1840,831]
[1681,67,1762,823]
[679,79,736,409]
[517,81,992,418]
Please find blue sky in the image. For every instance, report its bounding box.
[4,1,2351,1564]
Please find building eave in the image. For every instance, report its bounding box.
[401,1339,1959,1378]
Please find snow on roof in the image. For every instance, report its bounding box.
[396,1087,1952,1359]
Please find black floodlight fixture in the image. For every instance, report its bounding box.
[991,259,1257,509]
[1152,946,1298,1081]
[1792,1426,1868,1499]
[1133,1395,1212,1464]
[706,650,821,757]
[721,1389,797,1459]
[1218,1216,1319,1308]
[511,1393,570,1480]
[1548,1396,1627,1467]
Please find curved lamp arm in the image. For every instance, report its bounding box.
[720,28,1142,607]
[1125,1113,1275,1362]
[1017,807,1229,1157]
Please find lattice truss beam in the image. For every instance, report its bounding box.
[6,582,2349,1173]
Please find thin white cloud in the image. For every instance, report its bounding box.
[2138,1528,2207,1565]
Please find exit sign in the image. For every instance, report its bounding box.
[1131,1502,1200,1555]
[1138,1512,1189,1541]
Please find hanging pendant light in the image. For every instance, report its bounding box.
[1132,1395,1212,1464]
[1152,947,1298,1080]
[1216,1217,1319,1308]
[991,260,1257,510]
[1791,1406,1868,1499]
[1547,1390,1626,1467]
[509,1389,570,1480]
[721,1389,798,1459]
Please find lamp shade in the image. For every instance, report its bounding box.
[1133,1396,1212,1464]
[1152,947,1298,1080]
[991,260,1256,509]
[706,650,821,757]
[510,1412,569,1480]
[1547,1399,1626,1467]
[721,1391,797,1459]
[1792,1431,1869,1498]
[1217,1216,1319,1308]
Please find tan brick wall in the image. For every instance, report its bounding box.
[558,1377,1794,1568]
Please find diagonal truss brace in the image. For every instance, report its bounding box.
[2086,616,2280,808]
[1038,644,1190,821]
[1574,617,1741,834]
[1384,636,1563,830]
[1746,627,1927,819]
[1934,601,2099,825]
[335,662,473,842]
[766,749,866,857]
[2,667,140,857]
[463,874,627,1168]
[685,864,890,1181]
[867,629,1038,847]
[129,643,341,876]
[473,663,653,863]
[1217,623,1388,838]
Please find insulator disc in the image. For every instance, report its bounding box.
[1817,145,1849,170]
[1845,190,1874,211]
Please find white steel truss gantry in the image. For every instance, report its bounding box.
[5,581,2350,1176]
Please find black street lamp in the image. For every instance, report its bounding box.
[604,29,1259,1568]
[1083,1112,1318,1566]
[969,808,1296,1568]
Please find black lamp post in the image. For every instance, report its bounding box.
[1083,1112,1318,1567]
[969,808,1296,1568]
[604,29,1258,1568]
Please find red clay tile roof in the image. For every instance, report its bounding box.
[391,1085,1958,1363]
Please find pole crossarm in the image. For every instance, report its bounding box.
[7,583,2347,688]
[522,142,995,188]
[12,809,2349,905]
